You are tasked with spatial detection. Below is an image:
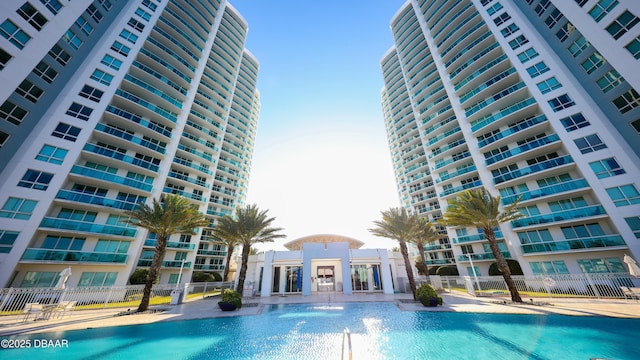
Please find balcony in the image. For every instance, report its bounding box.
[70,165,153,192]
[194,264,224,270]
[197,249,226,256]
[477,114,547,148]
[502,178,589,205]
[427,127,461,146]
[512,205,607,228]
[21,248,127,263]
[137,259,192,268]
[521,235,626,254]
[40,217,137,237]
[84,144,159,172]
[429,138,466,159]
[95,123,166,154]
[105,105,172,138]
[493,155,573,184]
[485,134,560,166]
[452,231,503,244]
[423,243,452,251]
[436,164,476,184]
[144,239,196,250]
[55,189,139,211]
[440,179,483,197]
[425,259,456,265]
[162,187,203,202]
[434,152,471,170]
[471,97,537,133]
[458,251,511,261]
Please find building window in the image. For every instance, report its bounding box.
[589,0,619,23]
[0,131,8,149]
[15,79,43,103]
[17,2,48,31]
[562,223,604,240]
[606,184,640,206]
[32,60,58,83]
[127,18,145,32]
[534,0,550,16]
[135,7,152,21]
[549,197,587,212]
[85,4,103,23]
[79,85,104,102]
[578,258,625,273]
[556,22,576,42]
[625,217,640,238]
[78,272,118,287]
[63,29,85,51]
[100,54,122,70]
[613,89,640,114]
[66,102,93,121]
[500,23,519,38]
[18,169,53,190]
[606,10,639,40]
[625,37,640,59]
[632,119,640,134]
[508,35,529,50]
[35,144,68,164]
[142,0,157,12]
[99,0,113,11]
[548,94,575,112]
[574,134,607,154]
[536,77,562,94]
[0,197,37,220]
[95,239,130,253]
[589,158,626,178]
[0,100,28,125]
[544,9,564,29]
[111,41,130,56]
[58,208,96,222]
[0,230,19,253]
[596,70,625,93]
[530,261,569,275]
[487,3,503,15]
[560,113,590,132]
[517,47,538,63]
[119,29,138,44]
[493,13,511,27]
[575,0,588,7]
[48,44,71,66]
[0,47,11,70]
[0,20,31,49]
[568,35,590,57]
[581,52,606,74]
[51,122,81,141]
[39,0,63,15]
[75,16,94,36]
[20,271,59,288]
[526,61,550,77]
[517,229,553,244]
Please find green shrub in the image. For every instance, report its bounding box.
[415,259,428,275]
[211,272,222,281]
[416,284,443,305]
[220,289,242,309]
[129,269,148,285]
[191,272,215,282]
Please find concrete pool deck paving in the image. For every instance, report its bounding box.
[1,291,639,336]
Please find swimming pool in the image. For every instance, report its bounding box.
[2,302,639,359]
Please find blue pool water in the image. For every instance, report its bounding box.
[3,302,640,359]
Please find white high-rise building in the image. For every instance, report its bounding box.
[381,0,640,277]
[0,0,259,287]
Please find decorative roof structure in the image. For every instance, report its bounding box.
[283,234,365,250]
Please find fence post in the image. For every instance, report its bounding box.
[0,288,14,311]
[104,286,113,309]
[585,273,601,299]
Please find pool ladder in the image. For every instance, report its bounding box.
[342,327,352,360]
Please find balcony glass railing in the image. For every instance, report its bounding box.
[197,249,226,256]
[477,114,547,148]
[512,205,607,228]
[194,264,224,270]
[427,127,461,146]
[440,180,483,197]
[471,97,537,133]
[485,134,560,166]
[502,179,589,204]
[425,259,456,265]
[429,138,466,159]
[95,123,166,154]
[162,188,203,202]
[437,164,476,183]
[493,155,573,184]
[521,235,626,254]
[105,105,173,138]
[40,217,136,237]
[70,165,153,192]
[21,248,128,263]
[423,243,452,251]
[137,259,192,268]
[55,190,139,211]
[452,231,503,244]
[84,144,159,172]
[458,251,510,261]
[115,89,178,123]
[144,240,196,250]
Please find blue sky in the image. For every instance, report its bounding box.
[229,1,405,250]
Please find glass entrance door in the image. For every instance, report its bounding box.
[316,266,334,291]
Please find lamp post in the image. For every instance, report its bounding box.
[466,253,481,294]
[175,258,186,291]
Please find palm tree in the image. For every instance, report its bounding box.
[126,194,208,312]
[215,204,285,293]
[211,224,241,282]
[369,207,419,300]
[440,188,524,302]
[410,218,442,276]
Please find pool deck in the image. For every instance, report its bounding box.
[1,291,639,336]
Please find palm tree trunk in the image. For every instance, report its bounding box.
[485,228,522,303]
[419,246,429,276]
[236,243,251,293]
[399,239,418,300]
[223,248,234,281]
[137,236,167,312]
